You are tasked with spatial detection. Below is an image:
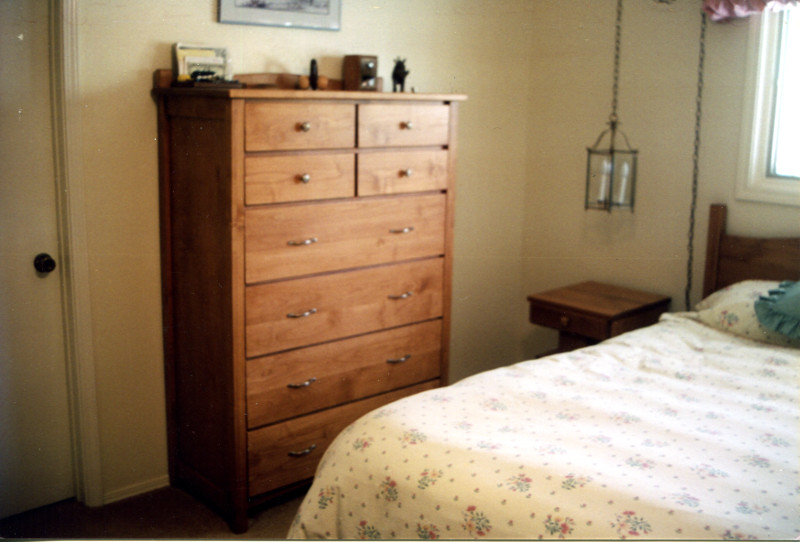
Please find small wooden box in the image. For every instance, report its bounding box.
[343,55,378,91]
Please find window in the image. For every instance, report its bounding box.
[770,9,800,178]
[736,9,800,207]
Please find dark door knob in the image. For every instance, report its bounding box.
[34,253,57,274]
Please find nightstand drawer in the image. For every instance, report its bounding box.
[246,320,442,428]
[247,381,436,497]
[528,304,609,341]
[245,152,355,204]
[358,104,449,147]
[358,150,448,195]
[245,102,355,151]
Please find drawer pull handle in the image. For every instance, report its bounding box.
[287,377,317,389]
[287,237,318,246]
[559,315,570,327]
[288,444,317,457]
[287,308,317,319]
[389,227,414,234]
[299,173,311,184]
[386,354,411,364]
[401,121,414,130]
[400,168,414,177]
[299,121,312,132]
[388,291,413,300]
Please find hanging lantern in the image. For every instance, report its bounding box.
[585,0,638,212]
[585,116,637,211]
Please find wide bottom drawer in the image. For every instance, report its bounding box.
[246,320,442,429]
[245,258,443,357]
[248,381,437,497]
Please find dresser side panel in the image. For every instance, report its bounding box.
[440,101,459,385]
[166,102,237,502]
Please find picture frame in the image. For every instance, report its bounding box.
[218,1,341,31]
[172,43,229,82]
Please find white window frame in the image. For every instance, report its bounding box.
[736,10,800,207]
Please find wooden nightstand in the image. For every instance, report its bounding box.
[527,281,671,354]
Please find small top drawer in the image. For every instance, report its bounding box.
[245,152,355,204]
[358,150,448,196]
[245,102,355,151]
[358,103,449,147]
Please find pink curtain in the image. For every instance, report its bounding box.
[703,0,795,21]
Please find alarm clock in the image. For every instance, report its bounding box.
[343,55,378,91]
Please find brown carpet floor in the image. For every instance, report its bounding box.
[0,486,304,539]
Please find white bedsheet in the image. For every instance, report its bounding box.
[287,313,799,539]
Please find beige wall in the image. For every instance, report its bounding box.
[71,0,799,502]
[522,0,800,357]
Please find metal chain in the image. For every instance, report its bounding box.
[684,12,708,310]
[610,0,623,123]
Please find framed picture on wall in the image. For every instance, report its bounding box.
[218,0,341,31]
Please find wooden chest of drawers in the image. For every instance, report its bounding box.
[153,75,465,532]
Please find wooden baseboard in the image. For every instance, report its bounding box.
[102,474,170,505]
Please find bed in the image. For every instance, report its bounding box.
[286,204,800,540]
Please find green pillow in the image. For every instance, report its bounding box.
[754,281,800,341]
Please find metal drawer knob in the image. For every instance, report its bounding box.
[386,354,411,364]
[288,444,317,457]
[299,121,312,132]
[389,226,414,234]
[287,377,317,389]
[388,291,413,300]
[287,308,317,319]
[401,168,413,177]
[401,121,413,130]
[300,173,311,184]
[287,237,318,246]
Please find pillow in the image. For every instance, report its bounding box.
[694,280,799,347]
[754,281,800,341]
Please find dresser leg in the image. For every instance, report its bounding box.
[229,508,249,534]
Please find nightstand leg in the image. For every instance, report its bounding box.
[558,332,595,353]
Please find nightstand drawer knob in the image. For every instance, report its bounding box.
[559,315,570,327]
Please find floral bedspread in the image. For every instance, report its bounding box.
[287,314,799,539]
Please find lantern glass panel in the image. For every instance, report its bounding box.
[585,149,637,211]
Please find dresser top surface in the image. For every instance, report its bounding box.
[152,70,467,102]
[157,87,467,102]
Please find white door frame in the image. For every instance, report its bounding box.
[50,0,103,507]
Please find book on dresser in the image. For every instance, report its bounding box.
[152,70,466,532]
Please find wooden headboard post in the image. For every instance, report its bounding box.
[702,204,726,298]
